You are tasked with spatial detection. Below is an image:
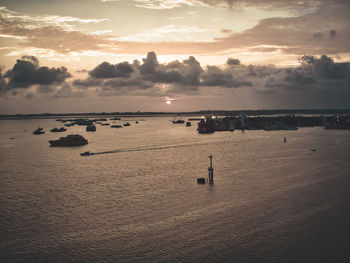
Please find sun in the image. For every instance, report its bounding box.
[166,100,172,105]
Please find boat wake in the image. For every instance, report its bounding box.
[86,139,234,156]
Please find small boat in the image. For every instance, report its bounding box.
[123,122,130,126]
[101,123,110,126]
[50,127,66,132]
[80,151,92,156]
[197,178,206,184]
[33,127,45,135]
[111,125,122,128]
[172,119,185,124]
[86,124,96,132]
[172,115,185,124]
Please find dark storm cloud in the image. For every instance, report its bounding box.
[2,52,348,108]
[283,69,316,85]
[139,51,158,75]
[4,56,71,89]
[134,53,204,86]
[73,52,254,97]
[73,77,103,88]
[300,55,348,79]
[247,65,281,77]
[89,61,134,78]
[265,55,350,97]
[201,65,252,88]
[0,56,73,97]
[135,52,204,86]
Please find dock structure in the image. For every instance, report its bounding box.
[208,154,214,184]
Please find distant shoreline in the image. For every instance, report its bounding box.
[1,109,350,120]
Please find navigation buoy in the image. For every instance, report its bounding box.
[208,154,214,184]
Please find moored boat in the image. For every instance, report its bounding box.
[50,127,66,132]
[86,124,96,132]
[49,134,88,147]
[80,151,92,156]
[33,127,45,135]
[172,115,185,124]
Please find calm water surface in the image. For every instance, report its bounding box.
[1,117,350,262]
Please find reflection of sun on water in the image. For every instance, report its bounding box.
[166,100,171,105]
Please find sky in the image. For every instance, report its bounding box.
[0,0,349,114]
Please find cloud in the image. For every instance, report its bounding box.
[134,0,194,9]
[214,3,350,56]
[221,29,232,34]
[0,67,8,95]
[190,0,344,11]
[117,25,208,42]
[4,56,71,89]
[227,58,240,65]
[265,55,350,97]
[300,55,348,79]
[51,83,87,99]
[109,2,350,60]
[201,65,252,87]
[73,51,258,98]
[0,56,72,97]
[0,6,109,31]
[139,51,159,75]
[37,85,56,93]
[1,52,349,110]
[0,1,349,63]
[89,61,134,78]
[0,8,112,54]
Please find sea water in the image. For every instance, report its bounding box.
[1,117,350,262]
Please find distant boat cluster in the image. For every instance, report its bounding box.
[197,114,350,133]
[32,116,140,147]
